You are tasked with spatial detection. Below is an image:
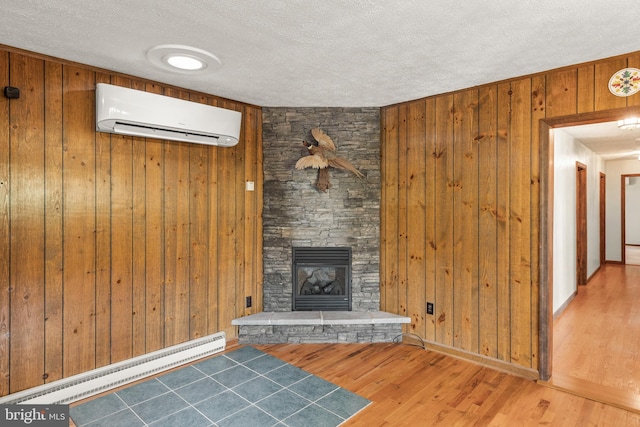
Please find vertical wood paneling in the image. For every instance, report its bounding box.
[381,107,399,313]
[397,105,408,321]
[94,73,112,369]
[62,66,96,377]
[0,50,9,396]
[110,130,135,362]
[546,69,577,118]
[163,140,178,349]
[243,106,259,315]
[495,83,511,361]
[215,152,235,337]
[217,101,238,339]
[9,53,46,393]
[477,85,498,358]
[164,89,191,347]
[254,107,264,312]
[530,75,545,370]
[406,100,426,337]
[110,76,135,363]
[43,61,64,384]
[144,83,165,353]
[424,99,437,342]
[577,65,595,113]
[238,104,256,314]
[434,95,454,346]
[230,101,246,326]
[188,124,209,338]
[628,54,640,107]
[206,98,220,334]
[452,89,479,352]
[509,78,533,367]
[130,81,147,358]
[1,48,263,397]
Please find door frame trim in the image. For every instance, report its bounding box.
[576,161,587,286]
[600,172,606,267]
[539,106,640,381]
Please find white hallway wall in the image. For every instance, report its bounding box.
[627,178,640,245]
[553,129,605,314]
[606,160,640,257]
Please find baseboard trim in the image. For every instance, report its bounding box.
[554,290,577,319]
[422,341,539,381]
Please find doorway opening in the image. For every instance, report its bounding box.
[539,105,640,406]
[576,162,587,286]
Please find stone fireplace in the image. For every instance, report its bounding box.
[232,107,411,344]
[261,107,382,313]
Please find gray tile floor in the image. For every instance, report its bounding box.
[70,346,370,427]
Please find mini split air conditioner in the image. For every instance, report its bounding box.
[96,83,242,146]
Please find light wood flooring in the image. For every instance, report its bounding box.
[260,342,640,426]
[545,262,640,414]
[69,338,640,426]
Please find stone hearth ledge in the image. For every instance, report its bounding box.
[232,311,411,326]
[233,311,411,344]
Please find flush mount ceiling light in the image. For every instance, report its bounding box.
[617,117,640,130]
[147,45,221,75]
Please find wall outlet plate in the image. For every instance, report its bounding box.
[426,302,434,315]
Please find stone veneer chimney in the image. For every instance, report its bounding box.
[261,107,381,312]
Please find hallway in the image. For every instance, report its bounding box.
[548,263,640,412]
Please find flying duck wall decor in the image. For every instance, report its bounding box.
[295,127,364,192]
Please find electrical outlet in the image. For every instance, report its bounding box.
[246,296,252,308]
[426,302,434,315]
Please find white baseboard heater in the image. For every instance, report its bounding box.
[0,332,226,405]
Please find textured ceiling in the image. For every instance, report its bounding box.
[1,0,639,108]
[562,122,640,161]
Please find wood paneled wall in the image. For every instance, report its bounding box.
[380,51,640,374]
[0,48,263,396]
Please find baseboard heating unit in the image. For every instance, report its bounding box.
[0,331,226,405]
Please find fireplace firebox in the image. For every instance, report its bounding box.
[292,247,351,311]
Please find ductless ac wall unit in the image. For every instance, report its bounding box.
[96,83,242,147]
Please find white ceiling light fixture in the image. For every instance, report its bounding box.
[617,117,640,130]
[166,55,204,71]
[147,44,221,75]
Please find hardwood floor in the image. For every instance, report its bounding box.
[68,335,640,426]
[546,263,640,413]
[260,342,640,426]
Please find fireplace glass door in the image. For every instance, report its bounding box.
[292,247,351,311]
